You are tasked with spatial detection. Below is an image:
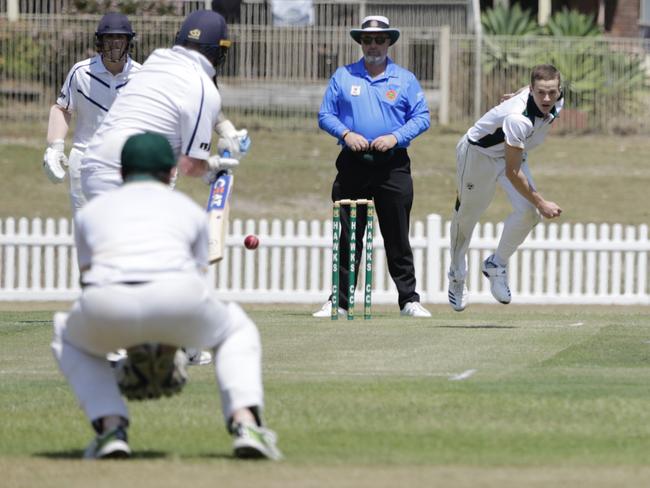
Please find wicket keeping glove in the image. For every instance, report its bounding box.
[112,343,188,401]
[42,139,68,183]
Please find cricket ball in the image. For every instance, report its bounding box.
[244,234,259,250]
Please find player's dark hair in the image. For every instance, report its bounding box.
[530,64,561,86]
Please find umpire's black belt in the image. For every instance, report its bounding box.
[343,147,406,164]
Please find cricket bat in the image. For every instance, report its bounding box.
[207,168,234,264]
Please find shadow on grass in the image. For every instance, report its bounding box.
[35,450,235,460]
[193,453,242,460]
[36,450,167,460]
[437,324,517,329]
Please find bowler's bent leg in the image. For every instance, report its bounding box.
[495,162,541,264]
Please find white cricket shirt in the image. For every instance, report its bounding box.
[81,46,221,172]
[466,88,563,159]
[56,55,141,152]
[75,181,208,285]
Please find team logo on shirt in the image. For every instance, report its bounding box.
[386,89,397,101]
[350,85,361,96]
[188,29,201,41]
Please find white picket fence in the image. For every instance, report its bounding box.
[0,215,648,304]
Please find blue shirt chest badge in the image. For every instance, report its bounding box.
[350,85,361,96]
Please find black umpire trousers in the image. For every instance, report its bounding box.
[331,147,420,310]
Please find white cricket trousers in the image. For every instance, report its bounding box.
[51,273,264,427]
[449,136,541,279]
[67,148,88,214]
[80,166,122,202]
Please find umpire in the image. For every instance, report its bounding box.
[315,15,431,318]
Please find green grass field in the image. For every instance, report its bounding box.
[2,304,650,487]
[1,122,649,485]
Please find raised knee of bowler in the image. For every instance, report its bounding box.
[511,205,542,231]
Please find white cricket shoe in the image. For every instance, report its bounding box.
[106,349,127,364]
[448,274,468,312]
[185,348,212,366]
[481,255,512,304]
[400,302,432,317]
[83,426,131,460]
[312,300,346,318]
[232,422,283,461]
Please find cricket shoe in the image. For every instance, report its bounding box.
[106,349,127,365]
[312,300,346,318]
[184,348,213,366]
[232,422,283,461]
[83,426,131,460]
[481,255,511,304]
[400,301,432,317]
[447,274,468,312]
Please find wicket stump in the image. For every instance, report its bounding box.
[331,199,374,320]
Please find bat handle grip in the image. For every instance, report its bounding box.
[217,150,232,177]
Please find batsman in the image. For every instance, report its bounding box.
[51,133,282,460]
[79,9,248,202]
[78,9,249,365]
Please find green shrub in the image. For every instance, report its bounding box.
[481,5,540,36]
[544,8,601,37]
[477,7,646,129]
[1,32,42,79]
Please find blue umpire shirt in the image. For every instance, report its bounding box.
[318,58,430,147]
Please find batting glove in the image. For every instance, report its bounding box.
[42,139,68,183]
[216,119,251,159]
[203,155,240,184]
[217,131,251,160]
[207,154,240,171]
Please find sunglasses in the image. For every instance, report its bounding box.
[360,36,389,46]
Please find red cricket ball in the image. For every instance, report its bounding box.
[244,234,259,250]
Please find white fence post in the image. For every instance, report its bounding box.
[638,225,648,297]
[4,218,16,290]
[18,218,29,290]
[30,218,42,291]
[426,214,442,302]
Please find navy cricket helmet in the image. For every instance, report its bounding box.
[175,10,231,69]
[96,12,135,38]
[95,12,135,62]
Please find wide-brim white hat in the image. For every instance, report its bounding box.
[350,15,400,46]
